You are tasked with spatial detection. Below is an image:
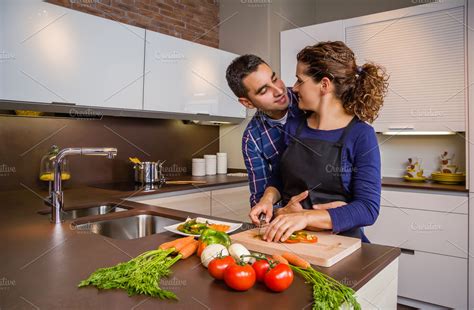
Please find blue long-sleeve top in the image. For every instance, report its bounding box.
[270,116,382,234]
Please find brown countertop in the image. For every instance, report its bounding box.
[0,179,400,309]
[382,176,468,193]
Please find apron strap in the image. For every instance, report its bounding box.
[294,116,307,138]
[336,116,359,145]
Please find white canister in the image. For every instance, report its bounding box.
[217,152,227,174]
[204,154,217,175]
[192,158,206,176]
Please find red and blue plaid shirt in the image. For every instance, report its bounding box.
[241,87,302,207]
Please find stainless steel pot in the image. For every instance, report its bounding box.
[133,161,165,184]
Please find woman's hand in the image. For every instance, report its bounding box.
[275,190,308,216]
[275,190,347,216]
[263,212,309,243]
[313,200,347,210]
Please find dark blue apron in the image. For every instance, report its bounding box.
[279,115,367,241]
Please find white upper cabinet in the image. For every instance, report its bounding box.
[344,0,466,132]
[0,0,145,110]
[280,20,344,85]
[144,30,246,119]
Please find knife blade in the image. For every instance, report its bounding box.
[258,213,266,237]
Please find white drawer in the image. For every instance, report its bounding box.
[211,186,250,218]
[365,206,467,258]
[381,188,468,214]
[137,191,211,215]
[398,251,467,309]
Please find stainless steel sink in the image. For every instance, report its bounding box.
[74,214,180,240]
[61,203,128,220]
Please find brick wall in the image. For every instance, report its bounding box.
[46,0,220,48]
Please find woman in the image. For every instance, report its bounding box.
[249,41,388,243]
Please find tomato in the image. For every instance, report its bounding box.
[208,256,235,280]
[224,263,256,291]
[264,263,294,292]
[252,259,270,282]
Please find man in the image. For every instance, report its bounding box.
[225,54,302,209]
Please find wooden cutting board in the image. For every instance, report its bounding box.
[230,229,361,267]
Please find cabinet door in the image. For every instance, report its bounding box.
[144,30,245,118]
[211,186,251,222]
[0,0,144,109]
[136,192,211,216]
[280,20,344,85]
[365,205,468,258]
[344,1,466,132]
[398,251,467,309]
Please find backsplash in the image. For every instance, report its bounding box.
[0,115,219,191]
[377,133,466,177]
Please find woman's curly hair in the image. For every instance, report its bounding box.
[296,41,389,123]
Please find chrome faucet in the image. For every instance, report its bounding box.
[48,147,118,224]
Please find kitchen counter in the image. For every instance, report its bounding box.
[382,176,467,192]
[0,182,400,309]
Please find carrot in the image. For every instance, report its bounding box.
[178,240,199,259]
[272,254,289,265]
[282,252,310,269]
[159,236,194,251]
[197,241,207,257]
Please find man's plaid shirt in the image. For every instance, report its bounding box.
[241,87,301,207]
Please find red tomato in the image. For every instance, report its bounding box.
[208,256,235,280]
[252,259,270,282]
[224,263,256,291]
[264,263,294,292]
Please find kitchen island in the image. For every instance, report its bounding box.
[0,179,400,309]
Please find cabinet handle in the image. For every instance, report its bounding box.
[51,101,76,106]
[400,248,415,255]
[387,126,414,130]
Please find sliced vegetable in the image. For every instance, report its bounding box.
[201,244,229,268]
[271,254,289,265]
[177,218,231,235]
[264,263,294,292]
[284,231,318,244]
[228,243,251,263]
[224,262,256,291]
[208,255,235,280]
[282,252,310,269]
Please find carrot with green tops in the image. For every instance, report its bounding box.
[178,240,199,259]
[272,254,289,265]
[282,252,310,269]
[159,236,194,251]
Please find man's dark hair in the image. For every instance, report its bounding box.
[226,54,267,98]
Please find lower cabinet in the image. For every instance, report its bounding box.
[131,185,251,222]
[210,186,251,223]
[398,250,467,309]
[136,191,211,216]
[365,188,468,309]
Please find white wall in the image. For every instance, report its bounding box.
[377,134,466,177]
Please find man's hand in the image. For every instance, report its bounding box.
[249,198,273,225]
